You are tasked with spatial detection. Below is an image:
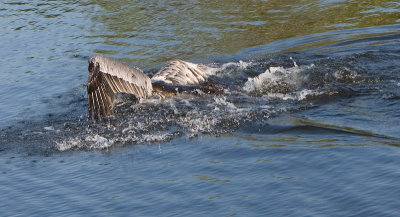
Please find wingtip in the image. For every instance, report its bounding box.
[87,55,153,120]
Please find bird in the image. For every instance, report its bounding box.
[87,55,221,120]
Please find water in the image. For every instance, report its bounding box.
[0,0,399,216]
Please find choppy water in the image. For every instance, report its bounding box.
[1,0,400,216]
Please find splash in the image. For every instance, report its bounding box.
[243,58,316,100]
[56,134,114,151]
[220,60,253,71]
[53,57,354,151]
[5,53,391,153]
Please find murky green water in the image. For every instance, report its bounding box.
[0,0,399,216]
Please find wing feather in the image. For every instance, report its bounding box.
[151,60,212,85]
[87,55,153,120]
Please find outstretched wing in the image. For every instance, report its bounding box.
[87,55,153,120]
[151,60,212,85]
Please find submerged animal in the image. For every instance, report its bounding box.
[87,55,221,120]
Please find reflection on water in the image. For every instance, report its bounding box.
[87,0,400,66]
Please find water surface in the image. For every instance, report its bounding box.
[0,0,399,216]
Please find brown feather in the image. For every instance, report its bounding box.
[87,56,152,120]
[87,56,216,120]
[151,60,211,85]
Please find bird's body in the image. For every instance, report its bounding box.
[87,55,219,120]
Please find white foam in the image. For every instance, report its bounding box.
[44,126,54,131]
[85,134,114,149]
[56,137,82,151]
[243,59,314,96]
[333,67,358,81]
[263,89,324,101]
[212,96,237,110]
[57,134,115,151]
[176,110,217,133]
[297,89,317,100]
[220,60,252,71]
[141,133,171,143]
[243,68,278,93]
[264,93,296,100]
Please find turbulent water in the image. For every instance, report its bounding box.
[0,0,399,216]
[3,39,400,152]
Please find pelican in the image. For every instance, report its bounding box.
[87,55,220,120]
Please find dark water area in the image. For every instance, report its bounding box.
[1,0,400,216]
